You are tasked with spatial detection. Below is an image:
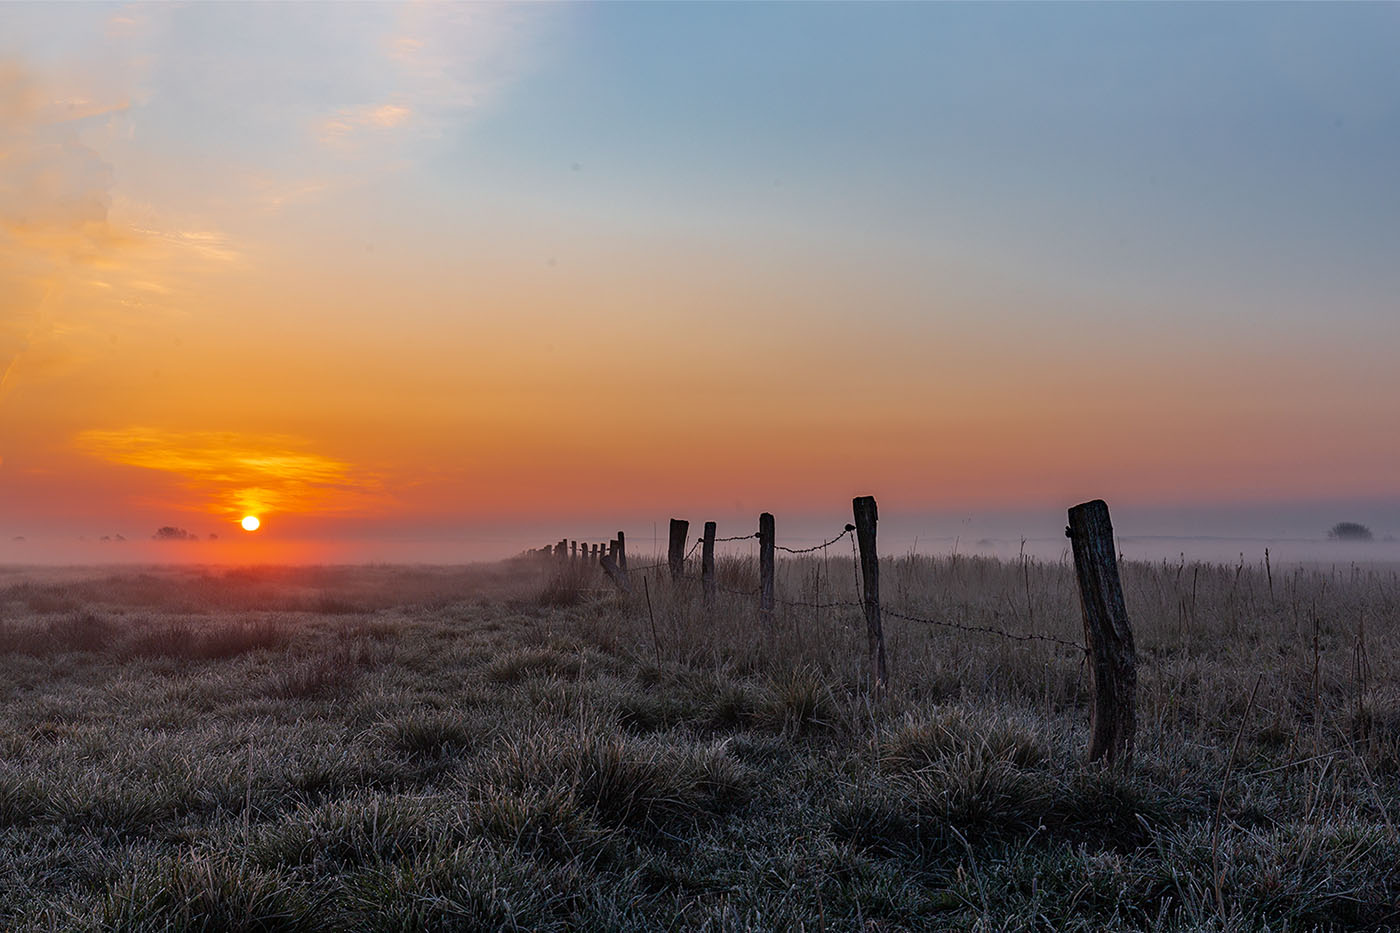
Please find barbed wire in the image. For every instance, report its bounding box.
[620,561,667,574]
[552,524,1086,654]
[775,526,855,554]
[882,606,1086,652]
[663,560,1083,649]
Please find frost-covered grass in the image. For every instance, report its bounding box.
[0,555,1395,930]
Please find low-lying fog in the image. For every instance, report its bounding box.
[3,501,1397,568]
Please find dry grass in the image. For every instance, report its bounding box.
[0,552,1394,930]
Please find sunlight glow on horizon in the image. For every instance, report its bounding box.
[1,3,1398,553]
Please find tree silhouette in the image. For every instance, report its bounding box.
[1327,522,1373,541]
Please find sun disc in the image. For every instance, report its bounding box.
[241,515,260,532]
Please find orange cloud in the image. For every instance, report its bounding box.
[73,427,384,519]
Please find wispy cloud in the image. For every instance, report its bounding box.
[1,60,130,401]
[315,3,551,153]
[319,101,414,146]
[74,427,384,518]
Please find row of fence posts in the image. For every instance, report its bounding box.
[535,535,629,570]
[535,496,1137,767]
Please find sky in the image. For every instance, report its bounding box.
[2,2,1398,563]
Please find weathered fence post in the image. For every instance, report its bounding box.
[668,519,689,581]
[852,496,888,691]
[702,521,717,603]
[591,543,599,562]
[616,532,627,571]
[570,541,577,561]
[758,512,775,626]
[1067,499,1137,766]
[600,550,631,594]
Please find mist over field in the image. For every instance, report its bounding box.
[3,500,1398,567]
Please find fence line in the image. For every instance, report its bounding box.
[536,494,1136,764]
[542,524,1086,651]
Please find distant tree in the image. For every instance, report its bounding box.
[1328,522,1374,542]
[152,526,192,541]
[208,533,219,540]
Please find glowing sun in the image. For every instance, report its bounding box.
[241,515,261,532]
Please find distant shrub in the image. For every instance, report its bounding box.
[151,526,193,541]
[1328,522,1374,541]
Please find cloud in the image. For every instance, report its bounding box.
[0,60,124,402]
[319,101,414,145]
[74,427,384,518]
[0,56,249,405]
[315,3,553,152]
[0,62,127,263]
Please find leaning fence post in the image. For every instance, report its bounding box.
[702,521,717,603]
[1067,499,1137,766]
[758,513,775,626]
[616,532,627,571]
[668,519,689,581]
[600,552,631,594]
[852,496,888,691]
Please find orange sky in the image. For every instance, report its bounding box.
[3,4,1399,558]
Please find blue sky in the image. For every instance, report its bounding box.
[2,2,1398,559]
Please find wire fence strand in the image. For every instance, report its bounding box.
[775,527,855,554]
[549,522,1087,653]
[882,606,1086,652]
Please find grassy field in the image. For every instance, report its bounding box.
[0,553,1396,931]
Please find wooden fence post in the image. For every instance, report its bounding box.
[570,541,577,561]
[668,519,689,581]
[702,521,717,603]
[557,539,567,561]
[600,552,631,594]
[852,496,888,691]
[591,543,599,562]
[1067,499,1137,766]
[758,513,775,626]
[616,532,627,571]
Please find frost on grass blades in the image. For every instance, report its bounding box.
[0,528,1397,929]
